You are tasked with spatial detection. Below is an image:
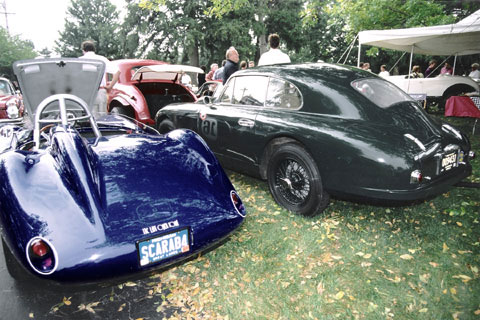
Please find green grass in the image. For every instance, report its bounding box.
[46,116,479,320]
[156,115,479,320]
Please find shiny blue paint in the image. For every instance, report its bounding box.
[0,121,245,282]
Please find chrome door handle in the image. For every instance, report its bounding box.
[238,119,254,128]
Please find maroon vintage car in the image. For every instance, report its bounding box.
[0,77,24,124]
[107,59,202,126]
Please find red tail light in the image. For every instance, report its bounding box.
[410,170,423,184]
[230,190,246,217]
[32,239,49,257]
[26,237,58,275]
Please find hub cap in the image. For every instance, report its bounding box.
[274,159,311,205]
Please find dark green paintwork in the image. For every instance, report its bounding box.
[157,63,472,202]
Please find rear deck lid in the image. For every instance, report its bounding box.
[131,64,204,82]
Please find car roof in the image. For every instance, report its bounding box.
[233,62,371,87]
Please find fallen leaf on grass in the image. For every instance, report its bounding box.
[429,262,439,268]
[452,275,472,282]
[317,282,324,295]
[334,291,344,300]
[443,243,449,252]
[474,310,480,315]
[419,274,430,284]
[400,254,413,260]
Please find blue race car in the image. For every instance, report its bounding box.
[0,58,245,283]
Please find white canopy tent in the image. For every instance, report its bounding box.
[357,9,480,72]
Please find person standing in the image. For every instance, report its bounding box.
[440,62,453,75]
[198,65,207,86]
[223,47,239,84]
[206,63,218,81]
[378,65,390,78]
[468,63,480,80]
[80,40,120,116]
[258,33,290,66]
[213,60,226,81]
[425,60,437,78]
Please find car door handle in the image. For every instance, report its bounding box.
[238,119,254,128]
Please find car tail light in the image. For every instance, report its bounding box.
[230,190,246,217]
[26,237,58,275]
[32,240,48,257]
[410,170,423,184]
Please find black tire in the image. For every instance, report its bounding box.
[110,106,135,119]
[157,118,176,134]
[267,143,330,216]
[2,238,27,281]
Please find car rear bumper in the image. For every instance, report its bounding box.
[0,117,24,125]
[335,164,472,202]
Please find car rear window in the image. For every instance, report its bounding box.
[351,78,414,109]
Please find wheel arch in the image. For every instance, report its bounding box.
[442,83,477,98]
[259,136,309,180]
[109,99,136,117]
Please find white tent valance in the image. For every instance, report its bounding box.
[358,9,480,56]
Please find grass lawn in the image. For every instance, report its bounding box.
[137,115,478,320]
[44,116,479,320]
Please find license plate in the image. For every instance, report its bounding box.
[137,228,190,267]
[441,152,457,172]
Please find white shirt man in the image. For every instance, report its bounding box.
[80,40,120,117]
[258,33,291,66]
[258,48,291,66]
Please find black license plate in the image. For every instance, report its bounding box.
[441,152,457,172]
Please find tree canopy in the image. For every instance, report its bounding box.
[6,0,480,75]
[0,27,36,79]
[55,0,121,59]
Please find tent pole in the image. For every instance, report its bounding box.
[337,34,358,64]
[453,54,458,75]
[407,45,414,92]
[343,35,358,65]
[357,43,361,67]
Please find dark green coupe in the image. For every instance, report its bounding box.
[155,63,474,216]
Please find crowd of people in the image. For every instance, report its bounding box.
[201,33,290,86]
[358,58,480,81]
[78,33,292,114]
[81,33,480,115]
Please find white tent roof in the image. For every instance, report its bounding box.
[358,9,480,56]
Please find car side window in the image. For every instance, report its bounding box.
[0,80,13,95]
[219,78,235,103]
[266,77,302,109]
[232,76,268,106]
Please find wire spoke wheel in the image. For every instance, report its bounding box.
[267,143,330,216]
[275,158,311,205]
